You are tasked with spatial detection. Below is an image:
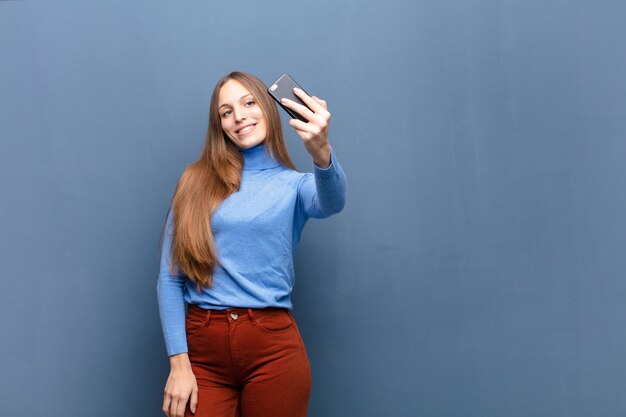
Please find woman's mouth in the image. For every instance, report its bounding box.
[237,124,256,136]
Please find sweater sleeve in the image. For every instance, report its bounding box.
[156,209,188,356]
[297,146,347,219]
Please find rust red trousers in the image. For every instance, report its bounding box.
[183,304,312,417]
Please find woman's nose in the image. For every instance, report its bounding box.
[233,107,247,122]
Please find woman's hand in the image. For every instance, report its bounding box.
[162,353,198,417]
[281,88,332,168]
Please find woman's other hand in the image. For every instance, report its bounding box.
[163,353,198,417]
[281,88,332,168]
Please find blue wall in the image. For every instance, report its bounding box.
[1,1,625,416]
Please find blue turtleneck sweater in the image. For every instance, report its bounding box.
[157,144,346,356]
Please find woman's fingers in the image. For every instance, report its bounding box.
[175,399,186,417]
[284,89,332,162]
[281,97,316,122]
[162,370,196,417]
[163,395,182,417]
[162,393,172,417]
[190,383,199,414]
[281,89,330,122]
[288,118,323,137]
[293,88,326,114]
[311,95,328,110]
[283,89,331,153]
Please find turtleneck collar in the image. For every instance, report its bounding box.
[239,143,282,171]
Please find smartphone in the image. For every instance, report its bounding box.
[267,73,310,122]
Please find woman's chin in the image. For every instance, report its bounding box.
[239,138,265,149]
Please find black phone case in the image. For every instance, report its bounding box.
[267,73,310,122]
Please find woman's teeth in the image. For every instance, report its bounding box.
[238,124,255,135]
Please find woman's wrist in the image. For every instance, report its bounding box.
[169,352,192,370]
[312,143,331,168]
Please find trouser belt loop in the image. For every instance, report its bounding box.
[203,309,211,327]
[247,308,257,325]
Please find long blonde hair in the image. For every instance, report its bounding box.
[166,71,296,290]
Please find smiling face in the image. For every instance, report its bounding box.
[218,79,268,150]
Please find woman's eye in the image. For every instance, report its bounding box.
[222,109,231,117]
[245,100,255,106]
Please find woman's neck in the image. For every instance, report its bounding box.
[240,143,281,170]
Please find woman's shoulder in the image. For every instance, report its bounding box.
[266,166,309,190]
[274,165,307,179]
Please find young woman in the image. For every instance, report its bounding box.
[157,72,347,417]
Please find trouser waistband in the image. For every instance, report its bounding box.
[187,303,289,326]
